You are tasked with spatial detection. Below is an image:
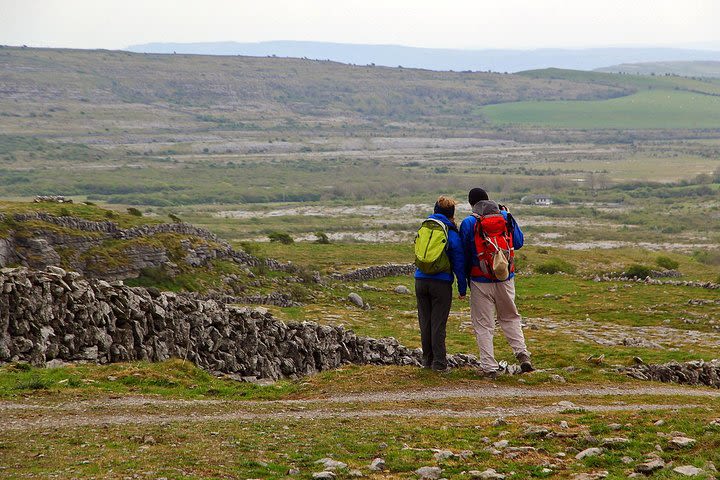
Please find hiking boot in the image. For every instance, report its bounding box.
[516,353,535,373]
[478,369,499,380]
[432,365,451,374]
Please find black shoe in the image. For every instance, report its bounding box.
[516,353,535,373]
[432,365,450,374]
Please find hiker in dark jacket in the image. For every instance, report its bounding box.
[459,187,533,378]
[414,196,467,372]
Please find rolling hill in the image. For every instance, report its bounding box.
[0,46,627,134]
[596,60,720,78]
[481,68,720,129]
[127,40,720,73]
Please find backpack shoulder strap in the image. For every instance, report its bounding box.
[505,212,516,233]
[472,213,485,238]
[424,218,448,235]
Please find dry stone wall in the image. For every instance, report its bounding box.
[331,264,415,282]
[625,360,720,388]
[0,266,482,379]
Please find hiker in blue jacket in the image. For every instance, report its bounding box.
[414,196,467,372]
[460,187,533,378]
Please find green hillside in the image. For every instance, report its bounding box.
[482,90,720,129]
[596,61,720,78]
[484,69,720,129]
[518,67,720,95]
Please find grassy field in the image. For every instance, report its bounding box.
[482,90,720,129]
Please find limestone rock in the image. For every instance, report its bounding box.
[524,426,550,437]
[315,458,348,471]
[575,447,603,460]
[348,292,364,308]
[433,450,454,461]
[669,436,697,449]
[635,456,666,474]
[415,466,442,479]
[673,465,704,476]
[312,472,336,479]
[601,437,629,447]
[369,458,385,471]
[493,440,509,449]
[469,468,505,479]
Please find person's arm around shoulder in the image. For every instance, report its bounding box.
[459,216,474,278]
[447,229,467,298]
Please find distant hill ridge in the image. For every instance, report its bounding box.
[596,61,720,78]
[127,40,720,73]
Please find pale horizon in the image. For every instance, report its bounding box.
[2,0,719,52]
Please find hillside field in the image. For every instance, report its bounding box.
[482,90,720,129]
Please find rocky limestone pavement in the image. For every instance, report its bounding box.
[0,266,487,379]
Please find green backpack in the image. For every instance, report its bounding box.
[414,218,452,274]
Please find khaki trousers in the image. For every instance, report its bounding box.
[470,278,530,372]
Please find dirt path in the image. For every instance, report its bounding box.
[3,383,719,411]
[0,403,700,431]
[1,384,717,431]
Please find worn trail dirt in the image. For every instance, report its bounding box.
[0,403,701,431]
[1,384,717,431]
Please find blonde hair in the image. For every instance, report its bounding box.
[436,195,458,224]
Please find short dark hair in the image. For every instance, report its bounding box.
[468,188,489,206]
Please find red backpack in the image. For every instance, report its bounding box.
[470,212,515,281]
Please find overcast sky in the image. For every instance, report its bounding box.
[2,0,719,51]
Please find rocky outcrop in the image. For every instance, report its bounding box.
[0,266,484,379]
[331,264,415,282]
[0,212,298,281]
[0,238,20,266]
[625,359,720,388]
[3,212,230,247]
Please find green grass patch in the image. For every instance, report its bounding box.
[0,359,296,400]
[482,90,720,129]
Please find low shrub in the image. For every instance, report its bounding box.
[268,232,294,245]
[625,264,653,279]
[127,207,143,217]
[314,232,330,244]
[14,376,51,391]
[655,255,679,270]
[535,258,576,274]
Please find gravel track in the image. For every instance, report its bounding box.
[1,384,717,431]
[0,403,700,431]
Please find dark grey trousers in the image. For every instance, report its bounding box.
[415,278,452,370]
